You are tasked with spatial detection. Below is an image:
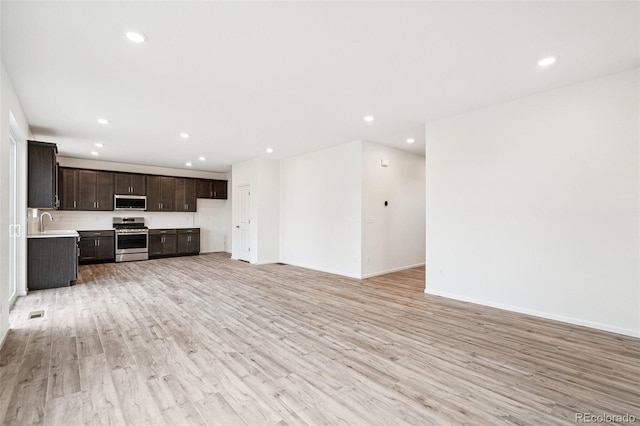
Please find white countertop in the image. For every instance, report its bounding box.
[27,229,80,239]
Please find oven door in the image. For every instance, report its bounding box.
[115,232,148,254]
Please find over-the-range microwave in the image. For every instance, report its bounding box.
[114,194,147,211]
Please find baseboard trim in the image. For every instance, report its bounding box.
[0,327,8,350]
[425,288,639,338]
[361,263,425,279]
[279,260,362,279]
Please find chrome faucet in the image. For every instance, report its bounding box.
[39,212,53,232]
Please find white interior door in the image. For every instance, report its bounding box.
[8,130,19,307]
[237,185,251,262]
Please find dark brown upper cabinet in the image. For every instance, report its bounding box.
[147,176,176,211]
[28,141,59,208]
[213,180,228,199]
[196,179,228,199]
[59,168,79,210]
[114,172,147,196]
[175,178,197,212]
[77,170,114,211]
[59,168,113,211]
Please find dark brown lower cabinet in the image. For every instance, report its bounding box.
[28,236,77,290]
[150,228,199,258]
[78,230,115,263]
[149,229,177,258]
[177,229,200,255]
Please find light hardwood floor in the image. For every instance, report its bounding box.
[1,253,638,425]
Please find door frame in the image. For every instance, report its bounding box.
[236,185,251,262]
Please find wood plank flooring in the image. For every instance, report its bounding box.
[1,253,638,425]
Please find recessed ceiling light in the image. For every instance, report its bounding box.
[185,162,192,167]
[266,148,274,154]
[125,31,147,43]
[94,142,104,148]
[406,138,415,144]
[364,115,374,123]
[538,56,557,67]
[198,156,205,161]
[97,118,110,125]
[91,151,99,156]
[180,132,189,139]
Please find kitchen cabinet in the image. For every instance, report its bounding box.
[147,176,176,211]
[28,140,59,208]
[59,167,79,210]
[213,180,228,199]
[78,230,114,263]
[177,228,200,255]
[175,178,197,212]
[27,235,78,290]
[59,168,114,211]
[114,172,146,196]
[196,179,228,199]
[149,229,177,258]
[78,170,114,211]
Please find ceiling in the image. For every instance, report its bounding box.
[2,1,638,172]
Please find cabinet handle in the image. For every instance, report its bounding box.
[73,201,76,208]
[210,191,213,197]
[129,186,132,193]
[97,240,100,247]
[214,191,217,197]
[97,201,99,208]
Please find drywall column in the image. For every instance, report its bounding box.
[280,141,362,278]
[425,70,640,337]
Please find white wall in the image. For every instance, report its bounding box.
[425,69,640,337]
[41,157,232,253]
[255,160,280,264]
[280,141,362,278]
[231,158,280,264]
[361,141,425,278]
[0,59,30,346]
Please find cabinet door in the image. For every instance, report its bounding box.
[96,171,114,211]
[28,141,57,208]
[175,178,196,212]
[114,173,132,194]
[177,233,190,254]
[213,180,227,199]
[130,174,147,196]
[160,177,176,211]
[148,234,164,257]
[79,237,97,261]
[96,237,115,260]
[190,233,200,254]
[59,168,78,210]
[146,176,163,211]
[163,234,177,255]
[77,170,98,210]
[196,179,212,198]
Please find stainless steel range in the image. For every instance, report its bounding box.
[113,217,148,262]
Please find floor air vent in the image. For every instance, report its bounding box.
[29,310,44,319]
